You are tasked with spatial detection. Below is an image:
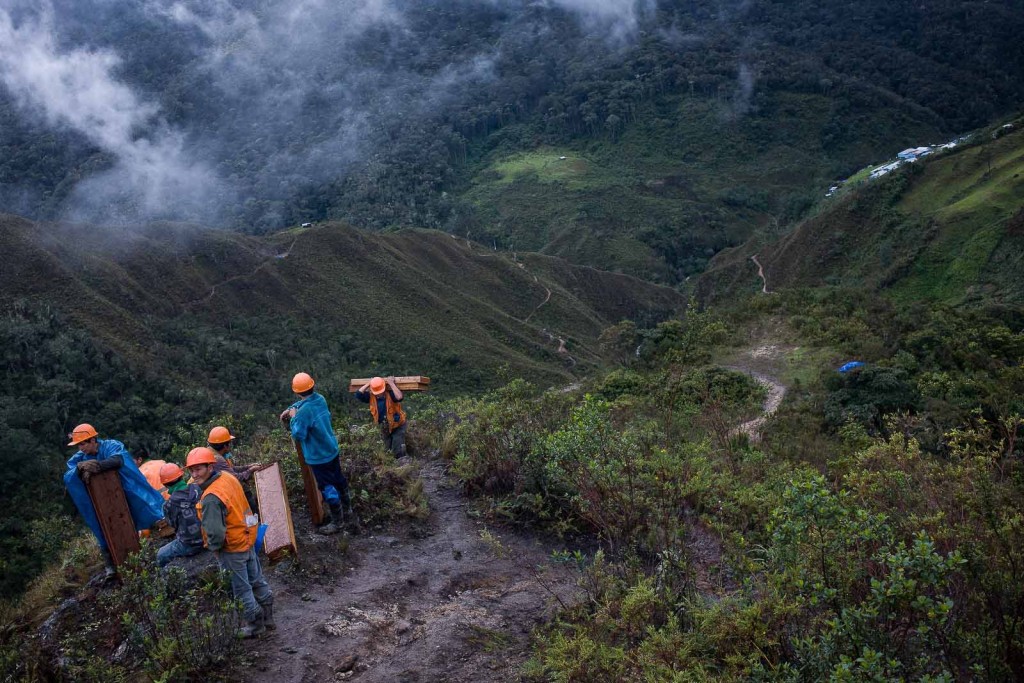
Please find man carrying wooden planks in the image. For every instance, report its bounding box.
[279,372,358,535]
[354,376,408,457]
[63,423,165,577]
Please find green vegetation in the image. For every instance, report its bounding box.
[1,426,425,680]
[4,0,1024,279]
[0,215,681,599]
[418,287,1024,680]
[702,122,1024,306]
[462,92,912,282]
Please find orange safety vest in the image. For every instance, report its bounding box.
[201,473,257,553]
[139,459,170,499]
[368,390,406,432]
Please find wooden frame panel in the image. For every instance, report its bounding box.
[86,469,141,567]
[253,463,298,560]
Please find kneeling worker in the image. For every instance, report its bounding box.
[156,463,205,567]
[280,372,357,535]
[186,447,273,637]
[354,376,407,457]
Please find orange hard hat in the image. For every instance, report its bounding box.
[67,423,98,446]
[185,446,217,468]
[159,462,185,485]
[208,426,235,445]
[369,376,386,395]
[292,372,315,393]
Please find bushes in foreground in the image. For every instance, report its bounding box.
[428,336,1022,680]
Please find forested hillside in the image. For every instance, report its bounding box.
[2,2,1023,680]
[0,214,682,596]
[2,0,1024,280]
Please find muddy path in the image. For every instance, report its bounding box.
[242,458,577,682]
[724,343,791,443]
[727,368,786,443]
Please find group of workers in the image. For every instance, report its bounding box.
[63,373,408,638]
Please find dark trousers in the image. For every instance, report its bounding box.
[308,456,351,508]
[381,421,407,457]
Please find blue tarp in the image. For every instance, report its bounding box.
[838,361,866,373]
[64,439,165,550]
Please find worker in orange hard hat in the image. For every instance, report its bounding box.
[207,426,263,482]
[156,462,206,567]
[280,372,358,535]
[63,423,165,577]
[354,376,407,457]
[187,446,273,637]
[207,425,263,515]
[135,450,170,499]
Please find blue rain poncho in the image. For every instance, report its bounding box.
[838,361,866,373]
[288,392,339,465]
[64,439,165,549]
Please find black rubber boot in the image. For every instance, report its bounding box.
[259,599,276,631]
[344,506,362,534]
[319,503,344,535]
[238,611,266,638]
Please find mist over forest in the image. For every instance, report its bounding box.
[2,0,1023,233]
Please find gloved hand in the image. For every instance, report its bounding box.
[77,459,101,482]
[78,460,101,474]
[279,408,296,423]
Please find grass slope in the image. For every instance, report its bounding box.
[460,91,942,283]
[0,216,685,393]
[698,118,1024,305]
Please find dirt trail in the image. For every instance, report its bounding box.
[243,458,577,682]
[522,280,552,324]
[750,254,771,294]
[185,238,298,309]
[725,343,791,443]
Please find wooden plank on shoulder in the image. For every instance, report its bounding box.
[348,376,431,392]
[86,469,141,568]
[254,463,298,560]
[292,439,325,525]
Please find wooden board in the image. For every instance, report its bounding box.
[86,469,141,568]
[292,439,325,525]
[253,463,298,560]
[348,376,430,393]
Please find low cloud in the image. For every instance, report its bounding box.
[0,0,650,226]
[0,2,224,223]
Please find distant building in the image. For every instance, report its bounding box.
[870,160,903,179]
[897,146,932,161]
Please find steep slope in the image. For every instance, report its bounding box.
[0,216,685,393]
[460,90,943,283]
[697,119,1024,305]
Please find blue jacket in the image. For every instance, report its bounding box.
[289,392,339,465]
[64,439,165,549]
